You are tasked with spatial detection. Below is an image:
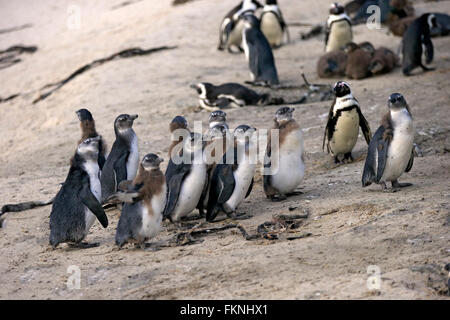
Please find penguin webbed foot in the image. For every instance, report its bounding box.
[69,242,100,249]
[391,180,413,190]
[269,194,287,202]
[286,190,304,197]
[343,153,354,163]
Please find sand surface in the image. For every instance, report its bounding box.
[0,0,449,299]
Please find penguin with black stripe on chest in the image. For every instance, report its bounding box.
[242,14,280,86]
[218,0,263,53]
[113,154,166,249]
[49,136,108,249]
[263,107,305,201]
[74,108,107,170]
[323,81,372,164]
[100,114,139,202]
[206,125,257,222]
[362,93,414,191]
[260,0,289,48]
[325,3,353,52]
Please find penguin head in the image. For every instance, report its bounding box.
[358,42,375,56]
[329,2,344,15]
[333,81,352,97]
[209,110,227,126]
[76,108,93,122]
[184,132,203,154]
[170,115,188,132]
[190,82,212,99]
[265,0,278,5]
[275,107,295,123]
[234,125,257,144]
[388,93,407,110]
[142,153,163,170]
[77,136,101,159]
[209,123,229,140]
[343,42,359,54]
[243,14,260,29]
[114,114,138,132]
[369,60,384,74]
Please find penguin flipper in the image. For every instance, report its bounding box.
[113,151,129,189]
[357,107,372,145]
[323,101,335,152]
[423,34,434,64]
[206,164,235,221]
[375,128,390,183]
[80,179,108,228]
[405,149,414,172]
[163,164,191,218]
[245,178,254,199]
[362,126,384,187]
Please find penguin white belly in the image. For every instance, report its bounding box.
[224,162,256,213]
[261,13,283,47]
[83,160,102,234]
[139,190,165,240]
[126,135,139,181]
[172,164,206,221]
[326,21,352,52]
[380,111,414,182]
[329,109,359,155]
[228,19,245,48]
[271,130,305,194]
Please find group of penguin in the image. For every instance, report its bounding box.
[317,2,441,78]
[49,79,415,250]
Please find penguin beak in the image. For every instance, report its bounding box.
[75,110,82,120]
[129,114,138,121]
[189,84,198,89]
[158,157,164,164]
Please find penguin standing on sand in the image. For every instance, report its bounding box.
[75,109,107,169]
[260,0,289,48]
[242,14,280,86]
[362,93,414,191]
[218,0,263,53]
[323,81,371,163]
[325,3,353,52]
[49,136,108,248]
[206,125,257,222]
[264,107,305,201]
[100,114,139,202]
[164,132,207,222]
[113,154,166,249]
[402,13,437,76]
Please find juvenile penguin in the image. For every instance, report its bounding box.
[218,0,263,52]
[323,81,371,163]
[402,13,437,76]
[114,154,166,249]
[49,136,108,248]
[362,93,414,191]
[164,132,207,222]
[317,50,348,78]
[325,3,353,52]
[208,110,229,130]
[206,125,257,222]
[344,42,372,79]
[100,114,139,202]
[242,14,280,86]
[263,107,305,201]
[260,0,289,48]
[191,82,271,110]
[75,108,107,169]
[369,47,399,75]
[168,115,189,158]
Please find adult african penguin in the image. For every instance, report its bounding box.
[242,14,280,86]
[164,132,207,222]
[325,3,353,52]
[206,125,257,222]
[323,81,371,163]
[362,93,414,191]
[263,107,305,201]
[218,0,263,53]
[114,154,166,249]
[75,108,107,170]
[402,13,438,76]
[260,0,289,48]
[100,114,139,202]
[49,136,108,248]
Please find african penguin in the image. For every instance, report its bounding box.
[402,13,437,76]
[260,0,289,48]
[218,0,263,53]
[100,114,139,202]
[191,82,271,111]
[49,136,108,248]
[242,14,280,86]
[325,3,353,52]
[164,132,207,222]
[317,50,348,78]
[323,81,371,163]
[114,154,166,249]
[369,47,399,75]
[206,125,257,222]
[75,108,107,170]
[344,42,372,79]
[263,107,305,201]
[362,93,414,191]
[168,115,189,159]
[208,110,229,130]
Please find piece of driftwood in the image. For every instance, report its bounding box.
[0,45,37,70]
[0,197,54,228]
[0,24,33,35]
[32,46,177,104]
